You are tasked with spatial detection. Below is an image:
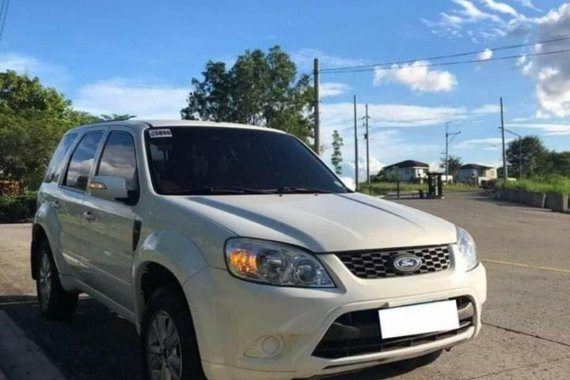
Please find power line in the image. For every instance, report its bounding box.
[320,34,570,74]
[319,48,570,75]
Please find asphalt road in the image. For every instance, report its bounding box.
[1,191,569,379]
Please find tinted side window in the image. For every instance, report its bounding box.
[44,132,78,183]
[64,131,104,191]
[97,131,138,191]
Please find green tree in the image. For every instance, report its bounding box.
[331,130,343,175]
[0,71,95,189]
[181,46,314,142]
[506,136,549,178]
[440,154,462,178]
[546,151,570,177]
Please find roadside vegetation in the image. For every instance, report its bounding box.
[360,182,479,196]
[0,192,37,223]
[499,176,570,195]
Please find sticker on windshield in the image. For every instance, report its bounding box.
[149,129,172,138]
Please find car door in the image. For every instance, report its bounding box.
[57,129,106,278]
[80,129,141,311]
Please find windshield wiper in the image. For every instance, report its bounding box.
[273,186,332,194]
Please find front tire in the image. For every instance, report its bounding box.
[36,240,78,320]
[141,286,206,380]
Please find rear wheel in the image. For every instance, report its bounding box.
[36,240,78,320]
[142,286,206,380]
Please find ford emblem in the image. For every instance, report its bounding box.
[392,254,422,273]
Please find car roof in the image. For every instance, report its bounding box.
[66,120,286,134]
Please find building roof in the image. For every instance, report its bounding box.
[383,160,430,170]
[460,163,494,170]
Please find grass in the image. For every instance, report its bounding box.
[500,176,570,195]
[359,182,479,196]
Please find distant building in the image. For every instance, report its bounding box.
[458,164,497,185]
[381,160,430,183]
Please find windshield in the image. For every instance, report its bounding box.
[145,127,348,195]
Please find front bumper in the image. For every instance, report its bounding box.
[183,253,487,380]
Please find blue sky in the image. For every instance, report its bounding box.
[2,0,570,178]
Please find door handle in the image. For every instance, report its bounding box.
[52,200,60,209]
[83,211,95,222]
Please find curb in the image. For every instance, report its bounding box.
[0,311,65,380]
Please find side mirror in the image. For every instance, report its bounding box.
[88,175,129,202]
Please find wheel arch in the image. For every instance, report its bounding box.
[133,230,209,326]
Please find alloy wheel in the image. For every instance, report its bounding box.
[147,311,183,380]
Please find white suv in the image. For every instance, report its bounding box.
[32,120,486,380]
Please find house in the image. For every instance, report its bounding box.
[381,160,430,183]
[458,164,497,185]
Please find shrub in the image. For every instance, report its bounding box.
[0,193,37,223]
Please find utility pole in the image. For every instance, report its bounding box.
[503,128,523,178]
[313,58,320,155]
[353,95,359,190]
[364,104,371,190]
[500,97,508,179]
[445,122,461,181]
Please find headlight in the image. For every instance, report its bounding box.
[225,238,335,288]
[456,227,479,271]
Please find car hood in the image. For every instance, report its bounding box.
[171,192,457,255]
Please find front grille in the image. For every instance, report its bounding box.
[336,245,450,279]
[312,297,474,359]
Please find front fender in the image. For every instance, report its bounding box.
[133,230,209,322]
[33,200,72,276]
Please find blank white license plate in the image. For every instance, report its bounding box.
[379,300,459,339]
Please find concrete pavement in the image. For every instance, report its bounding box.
[0,311,65,380]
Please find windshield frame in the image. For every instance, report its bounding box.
[143,126,352,196]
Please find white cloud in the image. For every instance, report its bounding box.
[455,137,510,150]
[480,0,518,17]
[516,55,534,76]
[423,0,526,40]
[453,0,502,22]
[477,48,493,60]
[73,79,188,119]
[515,0,541,12]
[471,103,500,115]
[0,52,69,84]
[526,4,570,118]
[340,156,386,181]
[320,82,351,98]
[373,61,457,92]
[292,49,367,72]
[506,122,570,135]
[320,102,467,131]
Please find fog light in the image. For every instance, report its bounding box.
[261,336,282,357]
[244,335,284,358]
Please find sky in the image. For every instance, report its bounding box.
[2,0,570,179]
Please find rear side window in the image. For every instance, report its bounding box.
[44,133,78,183]
[63,131,104,191]
[97,131,138,192]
